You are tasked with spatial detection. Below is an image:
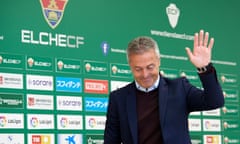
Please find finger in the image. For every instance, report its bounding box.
[208,38,214,50]
[194,33,198,50]
[199,30,204,46]
[203,32,209,48]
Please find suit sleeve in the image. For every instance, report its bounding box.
[104,92,122,144]
[185,66,225,112]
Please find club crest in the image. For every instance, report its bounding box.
[166,3,180,29]
[40,0,68,29]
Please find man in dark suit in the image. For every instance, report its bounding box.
[104,30,224,144]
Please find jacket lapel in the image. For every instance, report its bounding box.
[126,83,138,144]
[158,77,168,127]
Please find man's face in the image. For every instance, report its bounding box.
[128,49,160,88]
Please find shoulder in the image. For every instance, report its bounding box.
[108,82,134,105]
[161,75,189,85]
[110,82,134,96]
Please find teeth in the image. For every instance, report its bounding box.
[166,3,180,29]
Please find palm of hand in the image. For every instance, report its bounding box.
[186,30,214,68]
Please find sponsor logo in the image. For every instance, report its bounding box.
[58,134,83,144]
[111,65,131,75]
[57,115,83,130]
[224,136,240,144]
[85,97,108,112]
[223,89,238,101]
[85,63,107,73]
[166,3,180,29]
[28,114,54,129]
[110,63,132,78]
[189,111,201,116]
[86,134,104,144]
[56,77,82,92]
[203,119,221,132]
[60,117,68,128]
[0,93,23,109]
[0,113,24,128]
[27,94,54,110]
[0,53,23,69]
[222,105,238,115]
[0,73,23,89]
[0,116,7,127]
[30,117,39,128]
[220,74,237,84]
[84,60,108,76]
[188,119,201,131]
[223,120,239,131]
[57,96,82,111]
[2,57,21,64]
[202,108,220,116]
[26,75,53,91]
[26,56,53,71]
[190,134,202,144]
[203,135,221,144]
[56,58,81,73]
[85,116,106,130]
[39,0,68,29]
[110,80,130,92]
[88,118,96,128]
[84,79,108,94]
[0,134,24,144]
[27,57,51,67]
[28,134,54,144]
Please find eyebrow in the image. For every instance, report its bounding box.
[134,63,155,69]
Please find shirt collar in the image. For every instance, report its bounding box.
[135,75,160,93]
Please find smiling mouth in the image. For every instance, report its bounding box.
[141,78,153,85]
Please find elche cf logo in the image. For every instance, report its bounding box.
[40,0,68,29]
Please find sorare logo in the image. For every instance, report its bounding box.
[40,0,68,29]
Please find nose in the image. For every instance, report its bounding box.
[141,68,149,78]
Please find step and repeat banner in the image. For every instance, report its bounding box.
[0,0,239,144]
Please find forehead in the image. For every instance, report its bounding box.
[128,50,159,67]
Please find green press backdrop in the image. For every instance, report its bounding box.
[0,0,239,143]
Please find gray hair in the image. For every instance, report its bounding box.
[126,36,160,62]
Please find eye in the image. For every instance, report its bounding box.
[147,64,155,70]
[134,67,142,72]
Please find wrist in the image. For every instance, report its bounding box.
[196,62,213,74]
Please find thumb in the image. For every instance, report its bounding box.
[185,47,193,60]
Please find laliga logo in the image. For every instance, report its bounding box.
[0,116,7,127]
[88,118,96,128]
[31,117,39,127]
[60,117,68,128]
[166,3,180,29]
[40,0,68,29]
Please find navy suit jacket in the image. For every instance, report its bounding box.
[104,70,224,144]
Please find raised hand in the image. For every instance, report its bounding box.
[185,30,214,68]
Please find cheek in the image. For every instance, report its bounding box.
[132,71,140,78]
[132,71,144,79]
